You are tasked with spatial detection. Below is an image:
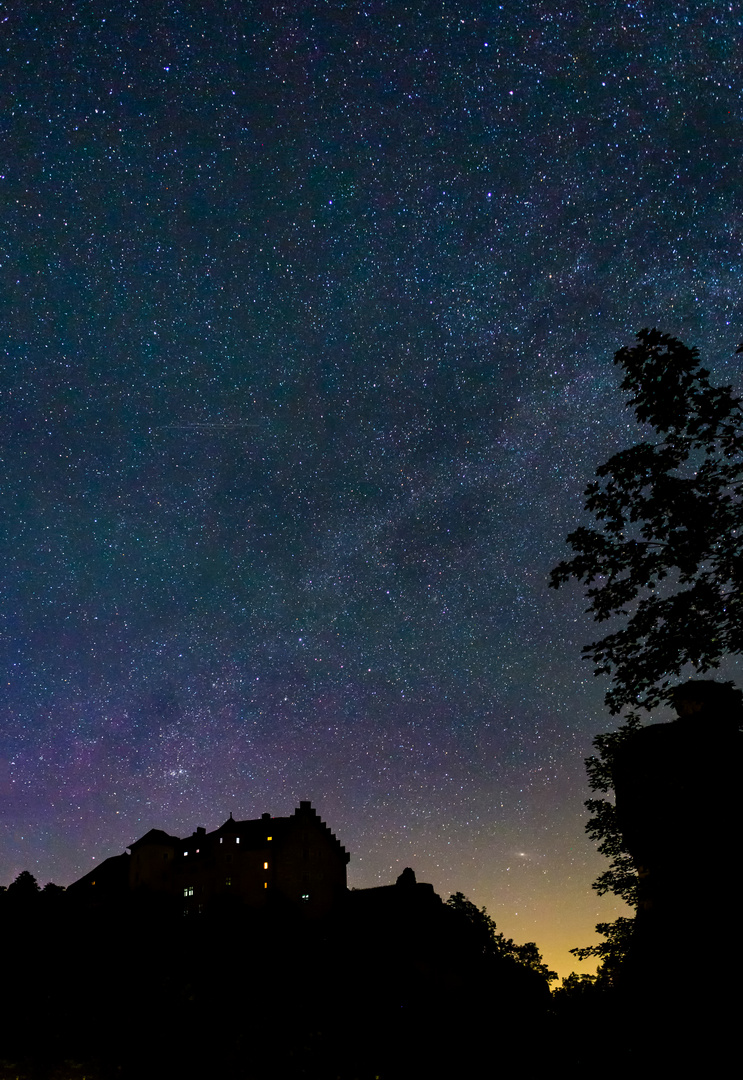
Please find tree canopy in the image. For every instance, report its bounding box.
[550,330,743,981]
[550,329,743,712]
[6,870,41,899]
[557,716,641,983]
[446,891,557,982]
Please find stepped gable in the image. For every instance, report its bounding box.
[290,800,351,864]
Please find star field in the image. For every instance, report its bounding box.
[2,0,742,977]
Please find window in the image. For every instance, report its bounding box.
[184,851,189,856]
[267,836,272,841]
[184,886,194,897]
[226,877,232,886]
[301,893,310,902]
[264,882,267,889]
[220,837,223,844]
[264,861,268,869]
[236,837,240,844]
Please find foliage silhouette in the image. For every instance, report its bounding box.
[554,971,601,996]
[582,714,643,908]
[6,871,41,899]
[550,329,743,713]
[559,719,640,986]
[41,882,66,897]
[446,891,557,982]
[569,915,635,983]
[552,331,743,983]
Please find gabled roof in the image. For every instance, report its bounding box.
[67,852,130,892]
[128,828,180,851]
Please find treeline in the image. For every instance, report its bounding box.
[0,871,560,1080]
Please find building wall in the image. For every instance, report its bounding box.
[129,837,176,892]
[273,818,348,915]
[176,832,274,912]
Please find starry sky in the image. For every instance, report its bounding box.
[2,0,742,978]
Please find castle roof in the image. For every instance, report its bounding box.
[128,828,180,851]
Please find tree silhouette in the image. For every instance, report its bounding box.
[446,892,557,982]
[581,715,643,908]
[569,915,635,983]
[42,881,65,897]
[548,329,743,974]
[557,717,640,984]
[7,870,41,900]
[550,329,743,713]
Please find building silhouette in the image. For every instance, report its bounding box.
[9,813,554,1080]
[68,800,350,916]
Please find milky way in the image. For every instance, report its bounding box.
[2,0,742,976]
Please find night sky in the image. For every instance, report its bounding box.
[3,0,742,978]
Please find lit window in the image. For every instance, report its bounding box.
[267,836,272,841]
[226,877,232,886]
[195,848,200,854]
[264,861,268,869]
[264,882,267,889]
[220,837,223,844]
[184,886,194,897]
[301,893,309,901]
[184,851,188,856]
[236,837,240,844]
[91,881,96,886]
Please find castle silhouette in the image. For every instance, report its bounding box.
[7,802,552,1078]
[68,800,351,916]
